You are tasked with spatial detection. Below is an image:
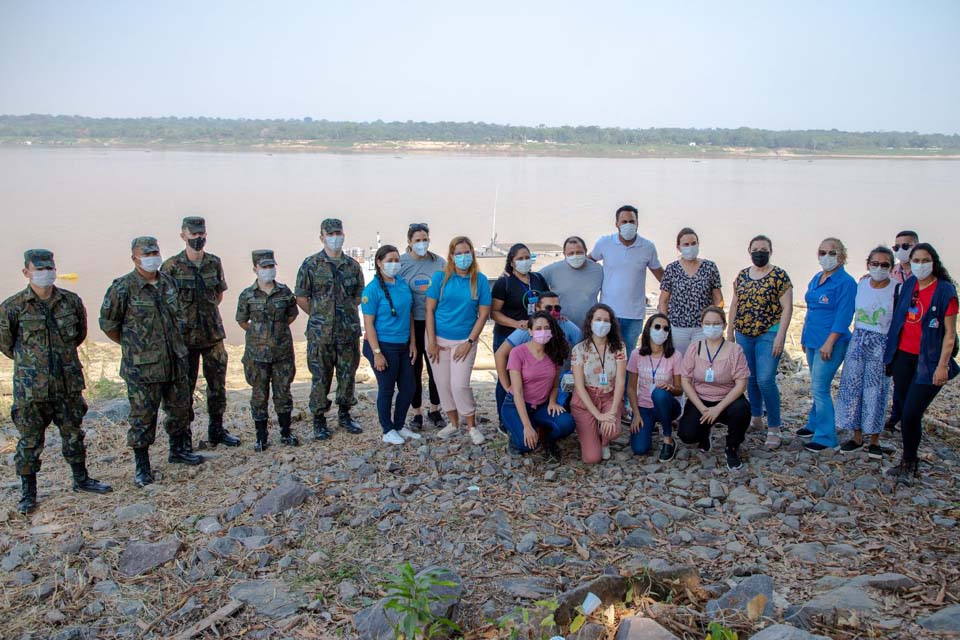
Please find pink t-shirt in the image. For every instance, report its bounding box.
[626,349,683,408]
[679,340,751,402]
[507,344,560,406]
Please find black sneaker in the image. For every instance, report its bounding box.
[867,444,884,460]
[803,441,834,452]
[545,440,561,462]
[658,442,676,462]
[884,417,900,433]
[409,414,424,431]
[427,410,446,428]
[885,458,919,486]
[725,448,743,470]
[839,439,863,454]
[796,427,814,439]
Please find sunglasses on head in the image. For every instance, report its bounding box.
[544,304,561,312]
[651,323,670,331]
[408,223,429,233]
[869,261,892,269]
[893,243,913,251]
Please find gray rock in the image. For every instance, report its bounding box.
[785,586,877,627]
[9,570,34,586]
[207,536,240,557]
[114,503,155,523]
[619,529,654,548]
[51,627,99,640]
[614,616,678,639]
[750,624,831,640]
[568,621,606,640]
[93,580,120,597]
[33,580,55,600]
[709,480,727,499]
[229,579,308,618]
[58,534,84,555]
[354,567,462,640]
[517,532,538,554]
[169,596,199,621]
[554,575,626,626]
[500,577,554,600]
[118,537,183,577]
[86,398,130,422]
[117,599,145,617]
[806,479,827,498]
[851,572,915,592]
[1,550,24,571]
[785,542,824,563]
[933,516,957,528]
[544,535,573,547]
[852,475,879,491]
[919,604,960,632]
[649,512,671,529]
[339,580,359,601]
[195,517,222,534]
[253,481,310,518]
[82,600,105,616]
[585,512,612,535]
[645,498,696,521]
[706,574,775,618]
[623,558,701,598]
[687,546,722,561]
[738,505,773,522]
[44,608,67,624]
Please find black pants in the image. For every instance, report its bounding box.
[891,350,943,462]
[411,319,440,409]
[678,395,751,451]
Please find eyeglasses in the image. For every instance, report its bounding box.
[543,304,561,312]
[408,223,429,233]
[817,250,839,257]
[651,323,670,331]
[893,243,914,251]
[868,261,892,269]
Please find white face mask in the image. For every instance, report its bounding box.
[325,235,345,252]
[31,270,56,287]
[819,254,838,272]
[514,258,533,275]
[619,223,638,241]
[650,328,669,345]
[911,261,934,280]
[702,325,724,340]
[382,262,402,277]
[257,267,276,283]
[895,247,912,264]
[869,266,890,283]
[565,254,586,269]
[679,245,699,261]
[591,320,612,337]
[139,256,162,273]
[412,241,429,257]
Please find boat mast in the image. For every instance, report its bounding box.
[491,186,499,250]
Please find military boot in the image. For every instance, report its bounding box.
[254,420,270,452]
[18,474,38,514]
[133,448,153,487]
[208,414,241,447]
[313,414,330,441]
[168,432,205,465]
[338,407,363,434]
[70,463,113,494]
[278,412,299,446]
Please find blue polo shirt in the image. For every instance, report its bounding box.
[801,267,857,349]
[506,318,582,348]
[426,271,492,341]
[361,277,413,343]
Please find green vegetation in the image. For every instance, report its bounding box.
[379,563,460,639]
[85,377,126,401]
[1,115,958,155]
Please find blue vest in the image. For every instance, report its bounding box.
[884,276,960,384]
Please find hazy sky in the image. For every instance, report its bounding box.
[1,0,958,133]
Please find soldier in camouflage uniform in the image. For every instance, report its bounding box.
[1,250,112,514]
[236,250,299,451]
[100,237,203,487]
[161,216,240,448]
[295,218,365,439]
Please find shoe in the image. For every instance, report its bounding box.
[436,424,458,439]
[796,427,814,439]
[867,444,884,460]
[764,429,782,449]
[468,428,486,445]
[17,474,37,514]
[254,419,269,452]
[168,433,205,465]
[382,430,405,445]
[545,440,561,462]
[884,417,900,433]
[338,409,363,434]
[725,447,743,470]
[750,416,765,429]
[601,446,611,460]
[839,439,863,453]
[313,414,331,440]
[398,427,422,440]
[658,442,676,462]
[278,412,299,446]
[427,410,447,428]
[803,441,836,452]
[885,457,919,486]
[410,414,424,431]
[70,463,113,494]
[497,421,509,436]
[133,448,153,487]
[208,415,241,447]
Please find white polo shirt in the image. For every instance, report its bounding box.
[591,232,661,320]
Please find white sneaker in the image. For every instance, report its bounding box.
[602,446,611,460]
[382,430,405,445]
[398,427,422,440]
[468,428,486,445]
[436,424,458,439]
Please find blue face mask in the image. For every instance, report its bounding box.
[454,253,473,270]
[325,235,345,252]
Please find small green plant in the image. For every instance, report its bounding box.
[493,600,560,640]
[85,376,125,400]
[380,562,461,639]
[705,621,739,640]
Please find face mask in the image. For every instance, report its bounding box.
[325,235,345,252]
[139,256,162,273]
[895,248,911,264]
[257,267,276,283]
[382,262,402,278]
[591,320,611,337]
[514,258,533,275]
[679,245,699,261]
[412,241,429,257]
[702,325,724,340]
[619,223,638,241]
[187,236,206,251]
[650,328,669,345]
[751,250,770,268]
[454,253,473,270]
[911,261,933,280]
[532,329,552,345]
[819,254,838,272]
[565,254,586,269]
[31,270,56,287]
[869,266,890,283]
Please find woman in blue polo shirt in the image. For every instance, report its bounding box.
[797,237,857,451]
[362,245,421,446]
[426,236,492,445]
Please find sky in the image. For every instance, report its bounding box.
[1,0,958,133]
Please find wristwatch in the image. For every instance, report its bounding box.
[467,338,475,345]
[374,348,382,355]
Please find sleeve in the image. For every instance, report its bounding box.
[425,271,442,301]
[361,283,379,316]
[532,273,547,293]
[659,263,674,293]
[648,241,662,270]
[541,264,555,289]
[626,349,640,374]
[831,277,857,335]
[478,276,493,306]
[565,321,582,345]
[506,346,524,372]
[731,345,752,380]
[351,263,365,306]
[710,262,722,290]
[570,343,583,367]
[235,292,249,323]
[777,268,793,297]
[679,343,697,378]
[160,258,175,276]
[614,347,627,361]
[591,236,605,260]
[286,292,299,321]
[75,298,88,345]
[294,260,312,298]
[99,283,126,334]
[491,276,507,301]
[506,328,528,347]
[216,259,228,293]
[0,301,15,359]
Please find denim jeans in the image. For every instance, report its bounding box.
[735,331,783,428]
[632,388,681,454]
[362,340,414,434]
[617,317,644,410]
[501,394,575,453]
[804,340,850,447]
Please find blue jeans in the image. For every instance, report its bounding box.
[501,395,575,453]
[494,331,509,421]
[617,317,644,410]
[736,331,783,428]
[631,388,681,454]
[804,340,850,447]
[362,340,414,434]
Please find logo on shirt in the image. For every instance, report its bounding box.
[361,295,369,304]
[413,275,431,292]
[818,295,830,305]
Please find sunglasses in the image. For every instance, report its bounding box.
[868,261,892,269]
[408,223,429,233]
[893,243,914,251]
[544,304,561,312]
[651,323,670,331]
[817,250,839,257]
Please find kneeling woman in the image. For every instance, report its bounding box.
[627,313,683,462]
[678,306,752,470]
[501,311,575,459]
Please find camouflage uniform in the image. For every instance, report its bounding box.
[295,221,364,417]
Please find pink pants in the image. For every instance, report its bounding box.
[433,337,478,417]
[572,386,622,464]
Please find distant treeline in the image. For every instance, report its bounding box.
[1,114,958,151]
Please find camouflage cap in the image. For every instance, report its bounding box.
[24,249,55,269]
[252,249,276,267]
[182,216,206,233]
[320,218,343,234]
[131,236,160,253]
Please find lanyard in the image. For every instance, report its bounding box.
[649,354,664,383]
[591,339,607,371]
[705,338,725,365]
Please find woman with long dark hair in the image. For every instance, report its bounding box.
[627,313,683,461]
[501,311,575,460]
[491,243,548,352]
[883,243,958,484]
[361,245,419,445]
[570,303,627,463]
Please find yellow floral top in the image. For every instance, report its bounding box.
[733,267,792,337]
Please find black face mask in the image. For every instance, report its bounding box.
[751,250,770,267]
[188,237,207,251]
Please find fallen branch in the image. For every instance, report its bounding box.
[170,600,244,640]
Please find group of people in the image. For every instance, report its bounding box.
[2,209,957,515]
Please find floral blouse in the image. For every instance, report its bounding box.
[571,340,626,390]
[733,267,792,337]
[660,259,722,328]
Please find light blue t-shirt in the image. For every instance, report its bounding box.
[506,318,582,348]
[426,271,492,341]
[361,277,413,344]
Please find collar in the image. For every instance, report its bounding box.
[131,269,162,290]
[246,280,284,296]
[175,249,210,267]
[23,285,60,304]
